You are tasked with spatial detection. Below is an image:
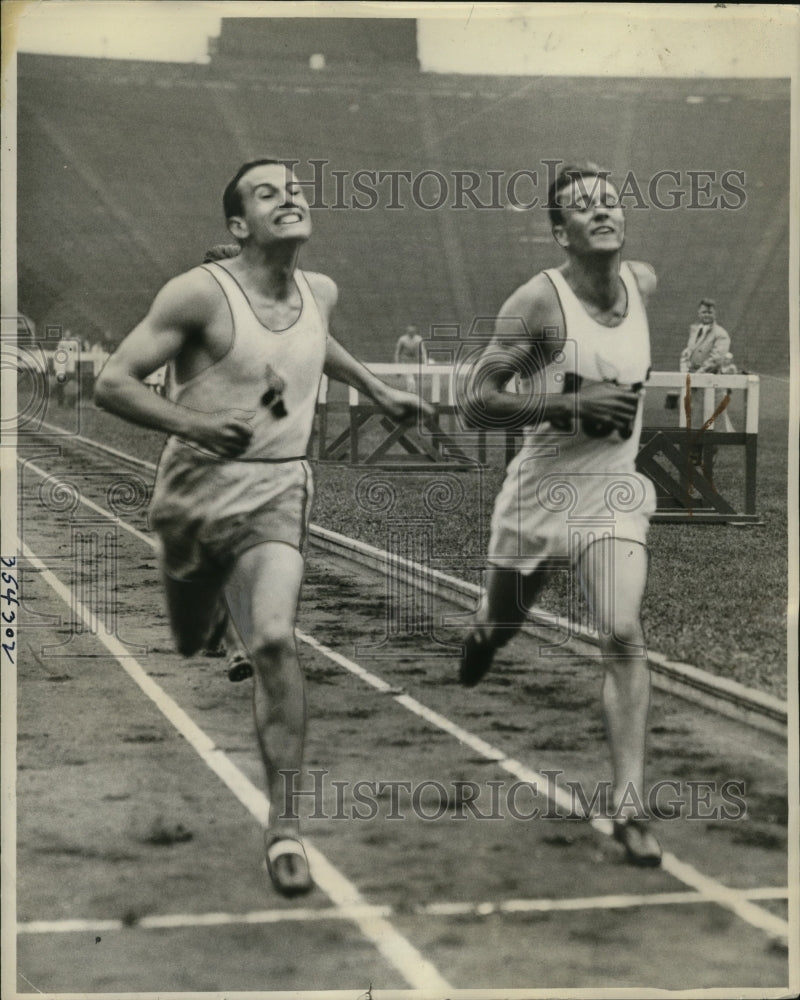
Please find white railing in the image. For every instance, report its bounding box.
[319,366,760,435]
[646,371,759,434]
[32,352,759,436]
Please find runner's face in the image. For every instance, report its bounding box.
[236,165,311,245]
[555,176,625,254]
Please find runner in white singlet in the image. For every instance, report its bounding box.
[96,160,434,897]
[458,163,662,867]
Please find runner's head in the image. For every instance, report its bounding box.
[223,160,311,247]
[548,163,624,256]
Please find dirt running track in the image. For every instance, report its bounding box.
[13,436,791,995]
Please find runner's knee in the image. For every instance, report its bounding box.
[600,617,646,656]
[250,622,297,662]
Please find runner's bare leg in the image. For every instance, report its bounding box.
[224,541,306,837]
[579,537,651,815]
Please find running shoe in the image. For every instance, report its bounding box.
[227,652,254,682]
[613,817,662,867]
[264,834,313,897]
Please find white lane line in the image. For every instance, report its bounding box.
[18,907,390,935]
[658,853,789,941]
[25,432,790,734]
[20,461,790,944]
[19,540,451,993]
[17,885,791,934]
[427,886,790,915]
[36,419,158,472]
[297,631,790,942]
[20,457,153,547]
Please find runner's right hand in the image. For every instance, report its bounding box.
[576,381,640,435]
[190,409,255,458]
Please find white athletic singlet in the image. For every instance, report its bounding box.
[163,263,327,462]
[527,262,651,457]
[489,262,656,571]
[149,265,326,579]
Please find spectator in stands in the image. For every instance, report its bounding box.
[394,324,428,391]
[457,163,662,867]
[95,158,433,898]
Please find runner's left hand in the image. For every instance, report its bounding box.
[377,387,436,426]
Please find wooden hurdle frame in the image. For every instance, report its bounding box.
[313,366,761,525]
[35,352,759,524]
[635,371,761,524]
[315,363,474,467]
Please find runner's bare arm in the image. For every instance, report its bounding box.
[464,274,642,433]
[462,276,570,429]
[628,260,657,304]
[306,271,436,424]
[94,271,255,457]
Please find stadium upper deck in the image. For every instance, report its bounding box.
[16,53,790,374]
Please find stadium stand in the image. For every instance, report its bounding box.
[17,48,789,377]
[215,17,418,68]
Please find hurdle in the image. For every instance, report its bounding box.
[638,371,761,524]
[315,364,473,467]
[313,366,761,524]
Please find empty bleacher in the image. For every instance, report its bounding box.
[17,46,790,375]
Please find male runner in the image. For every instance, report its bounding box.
[197,242,253,681]
[458,163,662,866]
[96,159,433,895]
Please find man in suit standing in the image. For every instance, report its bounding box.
[680,299,731,375]
[679,298,736,437]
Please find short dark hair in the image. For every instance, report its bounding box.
[203,243,241,263]
[547,162,612,227]
[698,298,717,309]
[222,158,287,220]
